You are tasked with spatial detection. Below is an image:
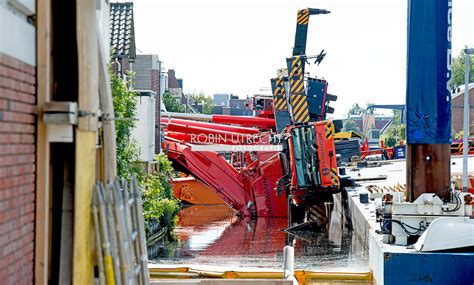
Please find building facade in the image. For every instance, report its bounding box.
[451,84,474,135]
[0,1,36,283]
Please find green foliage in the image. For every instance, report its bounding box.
[348,102,375,115]
[141,153,179,230]
[110,69,142,178]
[453,130,464,140]
[163,91,185,112]
[193,91,214,114]
[348,103,363,115]
[343,120,361,133]
[382,110,406,147]
[110,68,179,237]
[451,48,474,89]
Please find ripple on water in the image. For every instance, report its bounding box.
[149,204,368,273]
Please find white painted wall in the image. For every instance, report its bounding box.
[131,93,155,162]
[0,1,36,66]
[96,0,110,58]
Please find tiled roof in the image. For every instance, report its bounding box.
[110,2,136,61]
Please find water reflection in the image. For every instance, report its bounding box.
[150,203,368,272]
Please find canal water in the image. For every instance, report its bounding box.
[149,203,368,272]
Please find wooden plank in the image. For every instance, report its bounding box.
[44,101,77,113]
[406,144,451,202]
[73,130,97,284]
[35,0,52,283]
[97,33,117,180]
[73,0,100,283]
[76,0,99,131]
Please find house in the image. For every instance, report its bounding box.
[167,69,183,97]
[110,1,136,74]
[451,83,474,135]
[134,54,165,152]
[213,93,231,106]
[1,0,114,283]
[346,114,393,145]
[110,3,160,160]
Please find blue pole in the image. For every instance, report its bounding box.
[406,0,452,201]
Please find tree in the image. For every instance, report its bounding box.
[343,120,361,133]
[382,110,406,147]
[163,91,185,113]
[451,48,474,89]
[348,103,363,115]
[111,69,179,236]
[110,69,143,178]
[348,102,375,116]
[192,91,214,114]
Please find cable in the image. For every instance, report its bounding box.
[382,219,423,236]
[442,190,462,212]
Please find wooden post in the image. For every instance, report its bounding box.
[98,34,117,181]
[74,0,99,283]
[76,0,99,132]
[35,0,52,283]
[406,144,451,202]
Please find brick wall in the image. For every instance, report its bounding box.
[452,87,474,135]
[0,53,36,284]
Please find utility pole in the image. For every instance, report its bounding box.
[462,48,474,192]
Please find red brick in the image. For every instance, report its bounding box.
[8,101,35,114]
[0,145,34,155]
[0,122,35,134]
[0,54,35,76]
[0,112,35,124]
[0,54,35,283]
[0,88,35,104]
[0,66,35,86]
[0,77,35,95]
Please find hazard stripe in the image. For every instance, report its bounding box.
[290,79,303,93]
[330,168,339,185]
[275,98,286,111]
[325,122,335,138]
[292,56,300,68]
[297,9,309,25]
[293,95,307,113]
[295,81,304,93]
[291,95,305,109]
[293,104,309,123]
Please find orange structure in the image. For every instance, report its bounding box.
[172,177,226,205]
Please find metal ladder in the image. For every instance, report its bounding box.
[93,177,149,285]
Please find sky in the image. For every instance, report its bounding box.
[133,0,474,118]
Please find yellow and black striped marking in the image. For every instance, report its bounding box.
[307,203,327,226]
[325,121,335,139]
[287,56,309,123]
[272,76,288,112]
[297,9,309,25]
[290,95,309,123]
[330,167,339,186]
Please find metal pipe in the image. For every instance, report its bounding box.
[149,94,155,161]
[212,114,276,129]
[462,48,474,192]
[166,123,261,144]
[161,112,213,122]
[283,246,294,280]
[161,118,260,134]
[165,131,250,145]
[161,112,276,129]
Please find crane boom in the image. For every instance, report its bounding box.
[293,8,330,57]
